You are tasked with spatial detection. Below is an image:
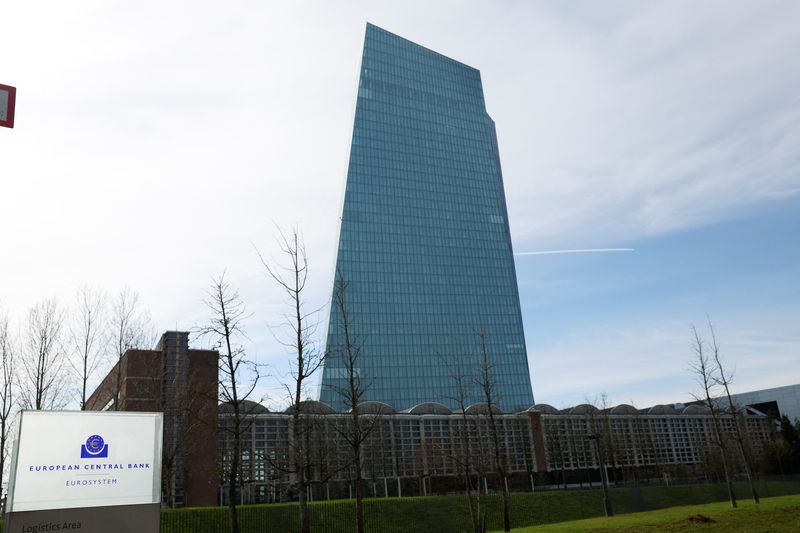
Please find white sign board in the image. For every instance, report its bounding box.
[7,411,163,512]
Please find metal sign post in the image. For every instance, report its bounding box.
[0,84,16,128]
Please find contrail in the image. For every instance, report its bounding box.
[514,248,634,256]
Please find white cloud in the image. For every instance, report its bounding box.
[492,1,800,248]
[1,1,798,407]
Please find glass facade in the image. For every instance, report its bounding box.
[320,24,534,412]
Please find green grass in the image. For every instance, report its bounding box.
[1,481,798,532]
[157,479,800,532]
[497,493,800,532]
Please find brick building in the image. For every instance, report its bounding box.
[86,331,218,507]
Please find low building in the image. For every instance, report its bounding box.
[536,403,772,486]
[85,331,218,507]
[218,400,774,504]
[86,331,783,506]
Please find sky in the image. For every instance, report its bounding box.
[1,1,799,410]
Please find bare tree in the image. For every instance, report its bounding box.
[326,271,380,533]
[518,414,537,494]
[476,328,511,532]
[257,229,323,533]
[542,417,566,489]
[198,273,261,533]
[706,317,759,504]
[307,415,342,501]
[0,314,15,500]
[596,392,620,486]
[108,288,153,411]
[442,341,487,533]
[567,412,590,488]
[161,383,207,509]
[627,400,654,484]
[690,324,736,508]
[20,299,68,410]
[69,286,106,409]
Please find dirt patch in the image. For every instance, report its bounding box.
[679,514,716,524]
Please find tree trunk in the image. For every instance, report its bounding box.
[228,449,240,533]
[298,463,309,533]
[465,476,479,533]
[723,458,737,508]
[500,485,511,532]
[477,481,487,533]
[354,472,365,533]
[708,318,759,505]
[353,436,366,533]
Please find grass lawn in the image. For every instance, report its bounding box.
[496,494,800,532]
[155,479,800,532]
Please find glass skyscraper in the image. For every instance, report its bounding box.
[320,24,534,412]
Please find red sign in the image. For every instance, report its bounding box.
[0,84,16,128]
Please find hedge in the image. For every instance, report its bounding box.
[160,478,800,533]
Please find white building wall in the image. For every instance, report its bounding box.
[728,383,800,423]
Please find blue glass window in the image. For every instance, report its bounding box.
[320,24,534,412]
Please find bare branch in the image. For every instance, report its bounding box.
[107,288,154,411]
[196,272,262,533]
[0,313,16,501]
[256,227,324,533]
[20,298,69,410]
[68,285,106,410]
[326,270,374,533]
[705,316,760,503]
[689,321,737,508]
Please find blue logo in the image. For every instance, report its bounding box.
[81,434,109,458]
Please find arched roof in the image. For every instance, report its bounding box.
[284,400,336,415]
[406,402,452,415]
[682,404,711,415]
[464,403,503,415]
[569,404,599,415]
[610,404,639,415]
[219,400,269,415]
[529,404,560,414]
[356,401,396,415]
[648,404,679,415]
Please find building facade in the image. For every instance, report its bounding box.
[320,23,534,412]
[85,331,218,507]
[723,383,800,424]
[218,400,774,504]
[536,403,773,485]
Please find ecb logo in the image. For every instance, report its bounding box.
[80,434,109,458]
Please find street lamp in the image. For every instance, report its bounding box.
[588,433,614,517]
